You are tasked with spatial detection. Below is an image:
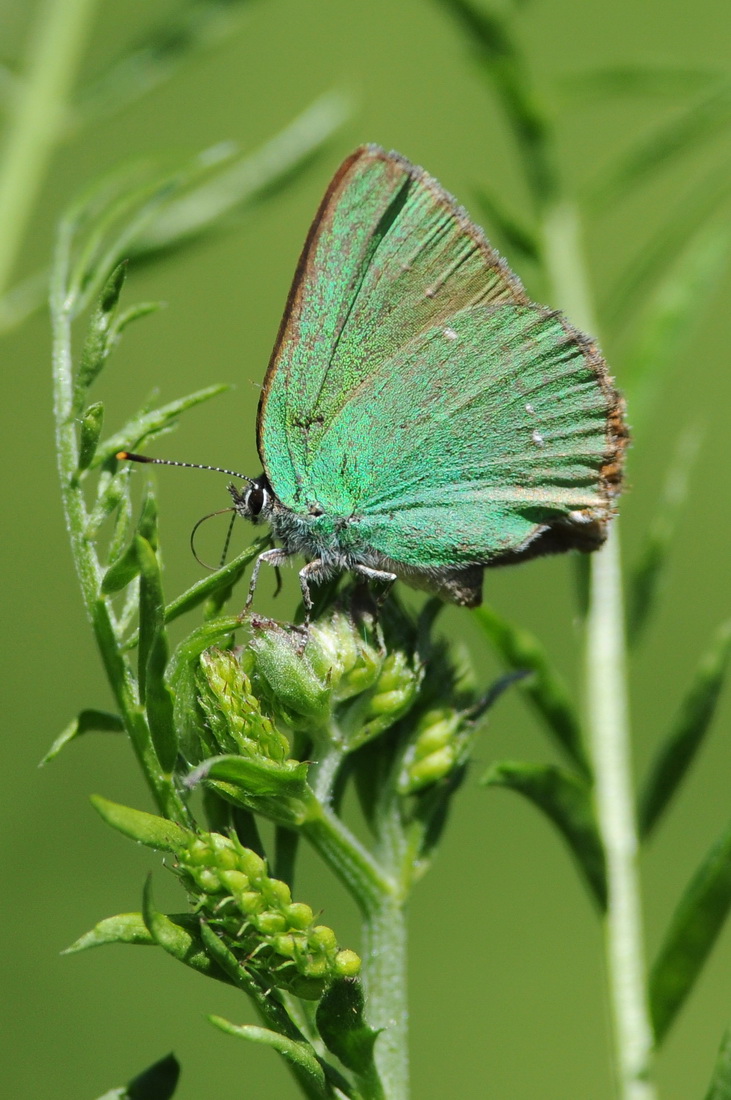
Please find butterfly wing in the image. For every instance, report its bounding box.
[258,145,624,569]
[307,303,622,567]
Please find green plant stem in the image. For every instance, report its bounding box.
[0,0,99,300]
[543,197,655,1098]
[305,766,410,1097]
[50,223,187,825]
[361,896,409,1100]
[302,805,395,916]
[586,529,655,1100]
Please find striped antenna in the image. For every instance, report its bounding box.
[116,451,255,485]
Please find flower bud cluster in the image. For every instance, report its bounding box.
[248,610,422,751]
[197,648,291,761]
[178,831,360,999]
[399,706,468,794]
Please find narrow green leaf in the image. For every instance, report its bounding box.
[650,817,731,1042]
[474,185,540,263]
[131,92,351,259]
[627,427,701,642]
[704,1027,731,1100]
[78,401,105,470]
[102,485,158,592]
[95,383,227,466]
[90,794,190,854]
[85,472,130,544]
[72,0,260,129]
[93,1053,181,1100]
[473,604,589,775]
[316,978,382,1080]
[102,540,141,595]
[136,533,162,694]
[602,166,731,327]
[69,175,178,317]
[107,477,134,564]
[559,65,720,102]
[588,81,731,209]
[166,616,241,760]
[435,0,556,205]
[639,621,731,838]
[140,879,232,985]
[136,534,177,770]
[163,539,265,626]
[72,262,127,411]
[622,224,730,437]
[482,761,606,909]
[208,1017,330,1097]
[64,912,154,953]
[187,754,313,827]
[109,300,163,343]
[123,1053,180,1100]
[41,708,123,765]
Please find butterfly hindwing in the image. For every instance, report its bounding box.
[310,304,618,567]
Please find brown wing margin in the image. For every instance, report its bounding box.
[255,148,365,458]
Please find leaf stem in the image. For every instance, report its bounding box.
[0,0,99,299]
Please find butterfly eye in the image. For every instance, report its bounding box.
[245,484,269,517]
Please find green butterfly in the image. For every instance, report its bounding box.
[124,145,626,620]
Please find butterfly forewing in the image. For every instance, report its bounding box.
[258,145,528,507]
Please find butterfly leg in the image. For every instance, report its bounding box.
[349,565,397,652]
[351,564,397,603]
[297,559,334,628]
[244,547,292,613]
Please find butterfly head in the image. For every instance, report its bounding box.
[228,475,273,525]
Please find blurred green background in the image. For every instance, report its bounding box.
[2,0,730,1096]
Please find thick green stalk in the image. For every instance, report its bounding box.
[587,529,655,1099]
[361,897,409,1100]
[543,199,656,1099]
[0,0,99,299]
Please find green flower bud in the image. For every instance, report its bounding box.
[306,611,382,702]
[340,650,421,750]
[413,709,461,760]
[239,891,263,916]
[194,867,223,893]
[399,707,467,793]
[197,648,291,761]
[310,925,337,953]
[263,878,292,907]
[255,910,288,934]
[273,932,297,958]
[249,624,331,725]
[334,949,362,977]
[238,848,266,881]
[302,955,330,978]
[407,745,457,791]
[218,869,249,896]
[175,829,360,1000]
[285,902,314,929]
